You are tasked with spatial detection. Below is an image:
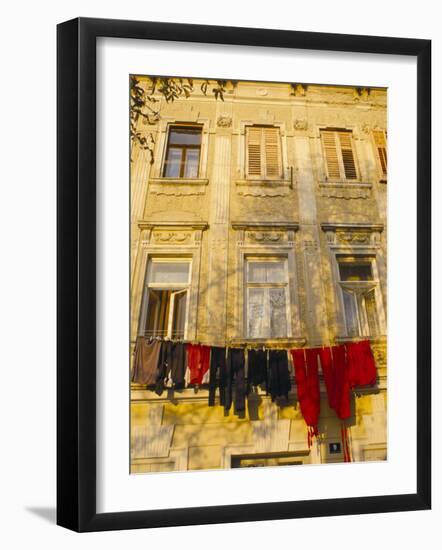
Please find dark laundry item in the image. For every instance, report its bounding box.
[155,340,187,395]
[231,348,246,414]
[290,348,320,433]
[346,340,377,388]
[131,337,162,385]
[187,344,211,385]
[208,346,227,406]
[169,341,187,389]
[223,348,233,413]
[247,349,268,391]
[268,350,291,402]
[155,340,171,395]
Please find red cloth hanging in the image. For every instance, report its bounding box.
[331,345,351,420]
[318,345,351,420]
[341,424,352,462]
[346,339,377,388]
[318,346,336,410]
[187,344,211,385]
[291,348,320,443]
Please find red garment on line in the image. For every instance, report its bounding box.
[331,345,351,420]
[187,344,211,385]
[346,340,377,388]
[318,346,336,410]
[291,349,321,433]
[318,346,351,420]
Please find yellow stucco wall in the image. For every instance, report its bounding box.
[130,78,387,472]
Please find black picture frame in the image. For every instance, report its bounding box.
[57,17,431,532]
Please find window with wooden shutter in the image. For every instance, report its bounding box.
[321,129,358,181]
[246,126,282,179]
[372,130,387,180]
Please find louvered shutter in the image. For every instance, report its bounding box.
[339,132,357,180]
[373,130,387,177]
[247,127,262,176]
[263,127,282,178]
[321,131,341,179]
[247,126,282,178]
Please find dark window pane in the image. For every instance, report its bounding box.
[169,127,202,145]
[339,262,373,281]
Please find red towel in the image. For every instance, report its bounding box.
[187,344,211,385]
[291,349,320,437]
[346,340,377,388]
[318,346,336,410]
[331,345,351,420]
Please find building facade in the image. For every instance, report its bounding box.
[130,79,387,473]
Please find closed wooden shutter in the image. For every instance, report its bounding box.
[321,129,358,180]
[339,132,357,180]
[247,126,282,178]
[373,130,387,177]
[321,131,341,179]
[263,127,282,178]
[247,127,262,176]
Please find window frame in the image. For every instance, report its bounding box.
[244,256,292,339]
[245,125,283,181]
[139,258,192,339]
[162,124,203,179]
[336,255,382,338]
[371,129,388,182]
[320,128,360,182]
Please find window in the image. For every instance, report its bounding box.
[245,259,290,338]
[372,130,387,180]
[163,125,202,178]
[139,260,191,339]
[231,452,307,468]
[246,126,282,179]
[321,129,358,181]
[337,257,380,337]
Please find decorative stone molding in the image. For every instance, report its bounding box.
[354,87,371,101]
[246,231,286,244]
[149,178,209,196]
[216,115,232,128]
[256,87,269,96]
[232,221,298,248]
[303,240,319,253]
[294,119,308,131]
[251,401,290,453]
[371,341,387,367]
[232,221,299,231]
[290,83,307,97]
[152,231,192,244]
[138,220,209,246]
[336,231,371,245]
[320,222,384,247]
[319,182,372,200]
[130,405,174,460]
[235,179,292,196]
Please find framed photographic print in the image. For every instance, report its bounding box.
[57,17,431,532]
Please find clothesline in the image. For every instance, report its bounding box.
[131,336,378,459]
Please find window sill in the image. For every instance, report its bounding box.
[229,337,306,348]
[235,179,293,197]
[335,335,387,344]
[150,177,209,186]
[236,179,292,187]
[319,181,372,199]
